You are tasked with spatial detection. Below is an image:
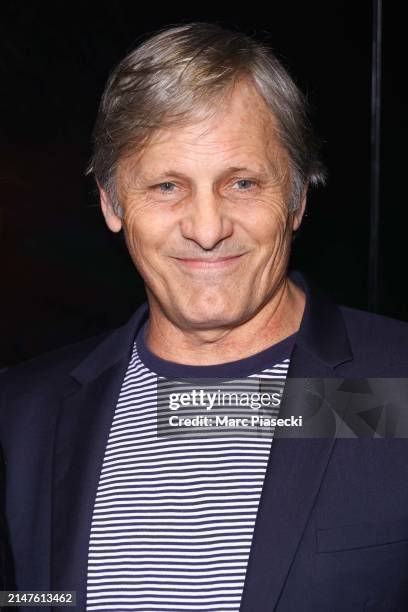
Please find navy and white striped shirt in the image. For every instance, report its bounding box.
[86,323,295,611]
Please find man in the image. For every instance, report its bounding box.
[1,21,408,612]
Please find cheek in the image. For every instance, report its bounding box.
[123,207,174,264]
[243,203,290,247]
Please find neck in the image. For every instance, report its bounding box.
[144,277,305,366]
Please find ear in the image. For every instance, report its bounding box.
[98,183,122,233]
[292,185,308,232]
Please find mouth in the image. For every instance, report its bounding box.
[171,253,247,269]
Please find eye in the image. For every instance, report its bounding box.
[154,182,176,192]
[233,179,257,190]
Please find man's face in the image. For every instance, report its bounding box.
[101,79,306,331]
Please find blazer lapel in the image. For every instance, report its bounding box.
[50,304,149,611]
[240,271,354,612]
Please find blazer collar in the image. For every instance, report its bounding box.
[70,301,149,385]
[289,269,353,371]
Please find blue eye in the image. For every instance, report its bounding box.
[157,182,176,192]
[235,179,256,189]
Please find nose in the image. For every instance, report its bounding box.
[180,189,233,250]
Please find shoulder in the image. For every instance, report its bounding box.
[340,305,408,343]
[0,331,114,444]
[0,330,109,401]
[339,305,408,372]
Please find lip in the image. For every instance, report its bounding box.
[172,253,247,269]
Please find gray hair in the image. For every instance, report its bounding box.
[88,22,326,217]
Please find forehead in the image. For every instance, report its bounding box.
[119,80,286,176]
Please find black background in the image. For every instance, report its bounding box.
[1,1,406,367]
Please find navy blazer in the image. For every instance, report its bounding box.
[1,270,408,612]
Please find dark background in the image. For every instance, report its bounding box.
[0,1,406,368]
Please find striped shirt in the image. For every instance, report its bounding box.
[86,322,295,611]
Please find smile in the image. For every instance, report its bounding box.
[172,253,247,269]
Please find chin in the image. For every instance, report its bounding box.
[178,303,244,330]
